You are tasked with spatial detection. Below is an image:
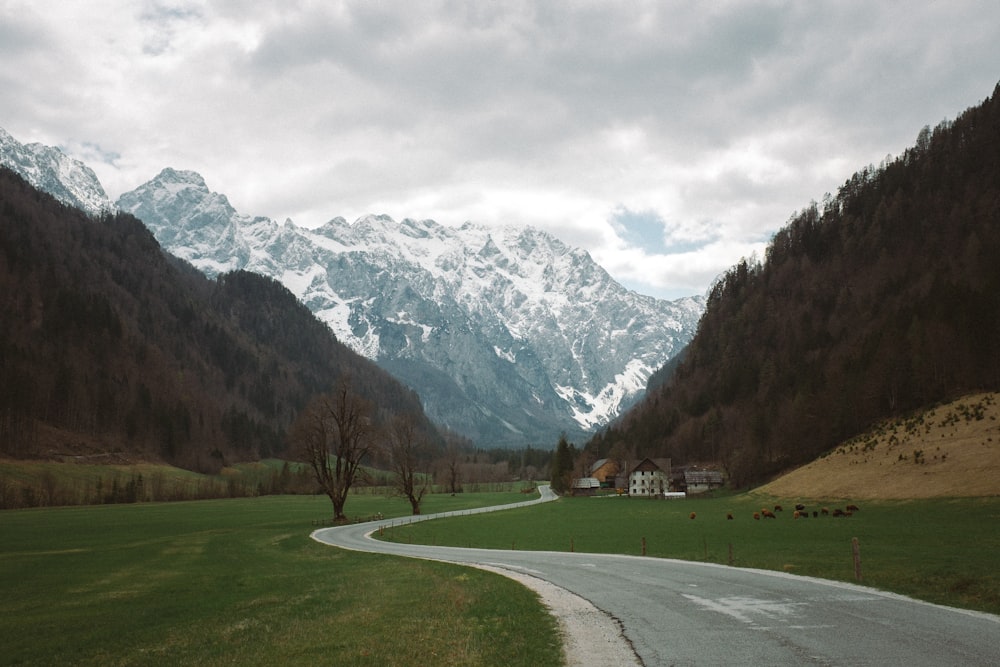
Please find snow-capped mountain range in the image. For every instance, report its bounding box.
[117,168,704,444]
[1,127,705,446]
[0,128,113,216]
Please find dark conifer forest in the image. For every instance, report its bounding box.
[0,169,433,472]
[589,82,1000,487]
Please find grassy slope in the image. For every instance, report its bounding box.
[756,393,1000,499]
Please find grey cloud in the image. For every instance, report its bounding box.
[3,0,999,299]
[0,12,52,56]
[138,1,206,55]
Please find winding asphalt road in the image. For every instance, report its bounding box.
[312,487,1000,665]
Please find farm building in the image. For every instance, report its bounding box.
[682,469,725,495]
[571,459,620,495]
[589,458,619,488]
[572,457,675,496]
[628,458,671,497]
[571,477,601,494]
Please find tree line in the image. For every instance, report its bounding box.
[289,376,566,519]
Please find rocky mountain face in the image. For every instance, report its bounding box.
[0,124,705,447]
[0,128,113,216]
[117,168,704,445]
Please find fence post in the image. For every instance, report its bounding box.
[570,537,574,552]
[852,537,862,582]
[728,542,734,566]
[642,536,647,556]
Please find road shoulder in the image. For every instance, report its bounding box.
[470,563,642,667]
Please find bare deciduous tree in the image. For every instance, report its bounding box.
[437,430,468,494]
[290,378,375,522]
[388,413,430,515]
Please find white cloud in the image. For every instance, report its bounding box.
[2,0,998,299]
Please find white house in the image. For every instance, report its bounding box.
[629,458,670,497]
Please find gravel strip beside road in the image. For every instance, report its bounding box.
[471,563,642,666]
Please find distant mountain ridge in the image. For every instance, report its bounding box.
[0,128,113,216]
[116,167,704,445]
[0,166,433,470]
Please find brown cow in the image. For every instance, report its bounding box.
[762,509,776,519]
[753,512,760,520]
[690,512,697,520]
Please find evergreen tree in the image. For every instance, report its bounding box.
[549,433,576,494]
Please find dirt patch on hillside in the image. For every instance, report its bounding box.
[756,393,1000,500]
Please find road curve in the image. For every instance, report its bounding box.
[312,487,1000,666]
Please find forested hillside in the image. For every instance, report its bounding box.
[590,82,1000,487]
[0,168,433,472]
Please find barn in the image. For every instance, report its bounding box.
[589,458,619,488]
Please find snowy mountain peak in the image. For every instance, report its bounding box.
[115,168,270,275]
[0,130,706,446]
[146,168,213,197]
[117,171,706,445]
[157,167,207,185]
[0,127,113,216]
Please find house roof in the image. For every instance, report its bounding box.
[631,457,671,473]
[685,470,724,484]
[590,458,610,474]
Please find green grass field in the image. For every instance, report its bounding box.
[5,486,998,666]
[0,492,561,667]
[380,492,1000,615]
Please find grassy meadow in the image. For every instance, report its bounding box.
[380,492,1000,615]
[0,491,561,667]
[4,457,999,667]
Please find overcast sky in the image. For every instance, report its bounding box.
[2,1,998,299]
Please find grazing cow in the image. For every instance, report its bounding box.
[753,512,760,520]
[726,513,734,520]
[774,505,783,512]
[812,511,819,518]
[793,510,801,519]
[762,509,776,519]
[832,508,846,517]
[690,512,697,520]
[846,504,860,512]
[821,507,830,515]
[795,503,806,511]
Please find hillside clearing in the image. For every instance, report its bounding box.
[756,393,1000,499]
